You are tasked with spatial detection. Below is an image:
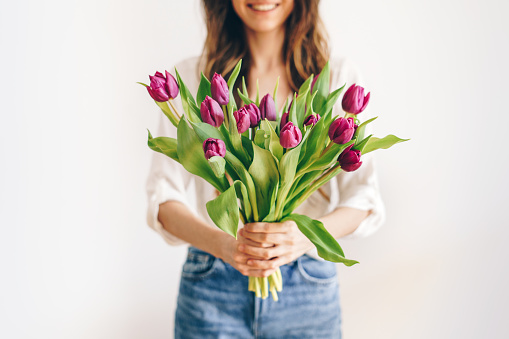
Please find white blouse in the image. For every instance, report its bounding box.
[145,56,385,257]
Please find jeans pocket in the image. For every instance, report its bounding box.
[181,247,217,280]
[297,255,338,284]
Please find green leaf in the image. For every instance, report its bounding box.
[191,122,225,142]
[175,68,201,123]
[282,214,358,266]
[227,104,251,167]
[261,120,283,161]
[318,84,346,118]
[208,156,225,178]
[177,119,228,192]
[298,75,313,96]
[363,134,410,154]
[206,185,239,238]
[274,139,305,219]
[196,72,211,105]
[154,101,179,127]
[224,151,259,221]
[305,140,354,173]
[353,134,372,153]
[254,129,268,149]
[311,61,330,113]
[147,130,179,162]
[249,144,279,220]
[273,76,280,109]
[238,88,254,106]
[227,59,242,114]
[137,82,148,87]
[233,180,252,221]
[289,93,298,125]
[353,116,377,143]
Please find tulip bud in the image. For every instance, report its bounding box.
[280,122,302,148]
[200,96,224,127]
[211,73,229,106]
[244,103,261,127]
[259,94,277,121]
[147,71,179,102]
[342,84,370,114]
[303,114,321,127]
[328,117,355,144]
[203,138,226,160]
[280,112,289,130]
[233,107,251,133]
[338,144,362,172]
[164,71,179,99]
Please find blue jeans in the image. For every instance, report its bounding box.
[175,246,342,339]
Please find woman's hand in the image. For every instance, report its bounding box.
[237,221,314,271]
[220,230,278,278]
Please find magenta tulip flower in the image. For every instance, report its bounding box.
[203,138,226,160]
[211,73,229,106]
[200,96,224,127]
[280,122,302,148]
[342,84,370,114]
[147,71,179,102]
[303,114,321,127]
[243,103,261,127]
[328,117,355,144]
[338,144,362,172]
[233,107,251,133]
[259,94,277,121]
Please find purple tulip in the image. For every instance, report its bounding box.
[280,112,289,130]
[328,117,356,144]
[203,138,226,160]
[200,96,224,127]
[259,94,277,121]
[280,122,302,148]
[233,107,251,133]
[244,103,261,127]
[338,144,362,172]
[147,71,179,102]
[303,114,321,127]
[211,73,229,106]
[342,84,370,114]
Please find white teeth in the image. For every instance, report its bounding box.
[251,4,278,11]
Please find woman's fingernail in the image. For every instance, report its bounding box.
[247,260,253,266]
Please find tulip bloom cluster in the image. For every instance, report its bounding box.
[142,60,407,301]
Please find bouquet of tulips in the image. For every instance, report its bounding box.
[140,60,407,301]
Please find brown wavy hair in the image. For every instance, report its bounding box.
[200,0,330,93]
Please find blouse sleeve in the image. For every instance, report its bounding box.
[145,94,193,246]
[330,58,386,239]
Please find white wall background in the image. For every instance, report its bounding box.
[1,0,508,338]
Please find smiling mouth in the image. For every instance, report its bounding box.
[248,3,280,12]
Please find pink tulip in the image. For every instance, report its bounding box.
[245,103,261,127]
[280,122,302,148]
[200,96,224,127]
[233,107,251,133]
[259,94,277,121]
[147,71,179,102]
[303,114,321,127]
[342,84,370,114]
[338,144,362,172]
[203,138,226,160]
[211,73,229,106]
[328,117,355,144]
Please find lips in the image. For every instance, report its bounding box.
[247,3,280,12]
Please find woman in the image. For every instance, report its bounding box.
[146,0,385,337]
